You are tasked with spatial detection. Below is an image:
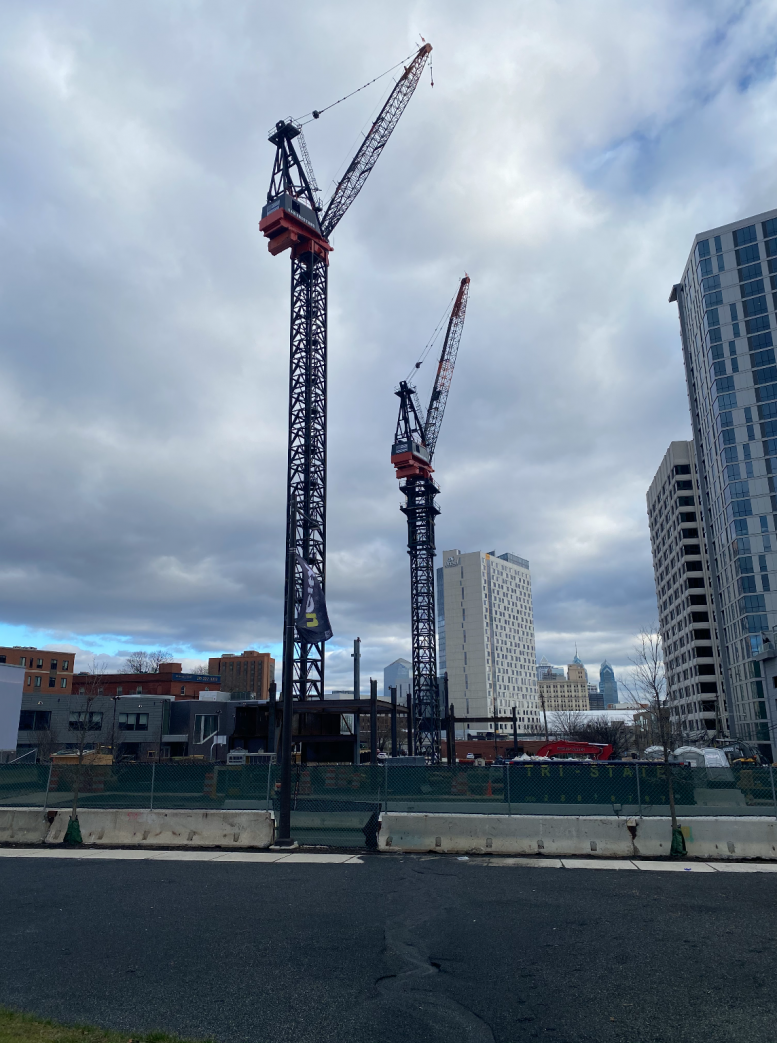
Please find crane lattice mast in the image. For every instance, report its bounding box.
[391,275,470,761]
[259,44,432,703]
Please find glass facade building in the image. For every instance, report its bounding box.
[672,209,777,755]
[598,660,618,705]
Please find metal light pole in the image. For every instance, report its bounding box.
[276,496,297,847]
[352,637,361,700]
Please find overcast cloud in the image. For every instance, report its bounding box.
[2,0,777,688]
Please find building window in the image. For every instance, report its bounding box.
[19,657,26,667]
[117,687,123,696]
[194,714,219,744]
[180,686,186,696]
[34,677,42,688]
[135,686,143,694]
[36,659,43,668]
[50,659,58,671]
[118,713,149,732]
[61,659,69,670]
[48,677,55,688]
[26,676,31,686]
[18,711,51,731]
[60,678,67,689]
[69,712,103,731]
[0,655,5,663]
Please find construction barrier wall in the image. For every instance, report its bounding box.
[0,762,775,849]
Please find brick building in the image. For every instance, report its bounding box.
[207,651,275,699]
[72,661,220,701]
[0,646,74,694]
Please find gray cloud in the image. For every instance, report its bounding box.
[2,1,777,690]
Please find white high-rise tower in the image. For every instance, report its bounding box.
[437,550,540,734]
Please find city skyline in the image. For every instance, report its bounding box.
[3,3,777,691]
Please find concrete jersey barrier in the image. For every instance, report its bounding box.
[378,812,777,861]
[0,808,53,846]
[43,809,275,848]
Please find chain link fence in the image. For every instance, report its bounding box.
[0,761,775,847]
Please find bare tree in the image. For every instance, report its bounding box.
[124,650,173,673]
[621,627,684,852]
[64,659,107,844]
[548,710,586,739]
[548,710,631,758]
[575,715,632,759]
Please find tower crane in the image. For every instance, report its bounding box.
[259,44,432,702]
[391,275,470,761]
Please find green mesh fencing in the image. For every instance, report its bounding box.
[275,764,385,848]
[0,761,775,849]
[0,765,52,807]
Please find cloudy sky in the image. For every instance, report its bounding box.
[2,0,777,689]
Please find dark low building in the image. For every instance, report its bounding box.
[16,691,407,764]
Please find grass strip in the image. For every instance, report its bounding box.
[0,1008,213,1043]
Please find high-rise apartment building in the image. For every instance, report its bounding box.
[647,441,726,737]
[671,208,777,756]
[437,549,540,734]
[207,651,275,700]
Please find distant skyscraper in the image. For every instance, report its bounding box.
[438,550,540,733]
[670,209,777,757]
[588,684,604,711]
[538,662,589,713]
[536,656,564,681]
[383,658,412,703]
[599,661,618,706]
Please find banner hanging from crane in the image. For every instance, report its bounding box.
[295,554,333,642]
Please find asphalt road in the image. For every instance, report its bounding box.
[0,854,775,1043]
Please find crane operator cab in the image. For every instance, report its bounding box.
[259,121,331,262]
[391,437,433,480]
[392,380,434,480]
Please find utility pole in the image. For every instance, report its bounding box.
[540,686,549,744]
[370,678,378,764]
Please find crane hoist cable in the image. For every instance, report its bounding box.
[293,50,418,126]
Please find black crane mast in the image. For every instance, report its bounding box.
[260,44,432,702]
[392,275,470,761]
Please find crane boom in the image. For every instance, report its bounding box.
[321,43,431,239]
[424,275,469,459]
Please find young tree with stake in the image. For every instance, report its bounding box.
[622,627,685,856]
